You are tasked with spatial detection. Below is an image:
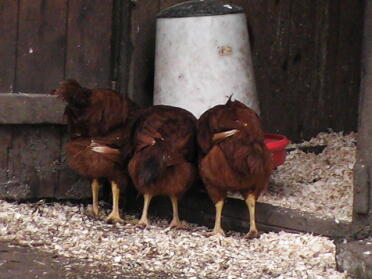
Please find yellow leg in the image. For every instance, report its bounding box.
[106,181,124,223]
[169,196,185,229]
[245,194,259,239]
[138,193,152,227]
[211,200,225,236]
[91,179,100,216]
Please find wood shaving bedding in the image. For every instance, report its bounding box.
[0,200,350,278]
[258,132,356,222]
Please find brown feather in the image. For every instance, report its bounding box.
[198,99,273,203]
[128,105,197,198]
[50,80,138,187]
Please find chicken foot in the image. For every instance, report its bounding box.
[106,181,124,223]
[245,194,259,239]
[137,193,152,228]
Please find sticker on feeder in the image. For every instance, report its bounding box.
[218,46,232,56]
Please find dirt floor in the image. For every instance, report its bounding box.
[0,241,105,279]
[0,241,170,279]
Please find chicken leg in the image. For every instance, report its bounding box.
[169,196,186,229]
[91,179,100,216]
[211,200,225,236]
[245,194,259,239]
[106,181,124,223]
[138,193,152,227]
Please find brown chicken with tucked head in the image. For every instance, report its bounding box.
[197,98,273,238]
[51,79,138,223]
[128,105,197,228]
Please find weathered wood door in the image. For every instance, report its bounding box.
[0,0,130,199]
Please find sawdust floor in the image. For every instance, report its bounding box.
[231,132,356,222]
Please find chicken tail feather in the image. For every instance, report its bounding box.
[138,152,164,186]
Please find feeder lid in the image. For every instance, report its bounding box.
[157,0,244,18]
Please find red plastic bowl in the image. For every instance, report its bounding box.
[264,133,290,168]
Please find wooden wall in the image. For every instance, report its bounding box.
[0,0,114,92]
[129,0,364,141]
[0,0,119,199]
[353,0,372,227]
[0,0,365,200]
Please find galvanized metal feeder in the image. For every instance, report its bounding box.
[154,0,260,118]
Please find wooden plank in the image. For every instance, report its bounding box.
[0,94,65,124]
[316,0,339,138]
[4,125,62,199]
[286,0,317,140]
[222,197,350,237]
[15,0,67,93]
[132,192,350,238]
[0,0,18,92]
[115,0,132,94]
[65,0,113,89]
[0,1,15,192]
[332,0,363,134]
[298,0,329,139]
[300,0,362,140]
[353,0,372,217]
[249,0,292,138]
[0,127,12,186]
[129,0,160,106]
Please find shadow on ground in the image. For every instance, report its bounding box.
[0,241,173,279]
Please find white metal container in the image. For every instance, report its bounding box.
[154,0,259,118]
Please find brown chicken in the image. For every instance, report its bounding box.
[197,98,273,238]
[51,79,138,223]
[128,105,197,228]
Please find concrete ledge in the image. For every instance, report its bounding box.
[0,94,65,124]
[336,238,372,279]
